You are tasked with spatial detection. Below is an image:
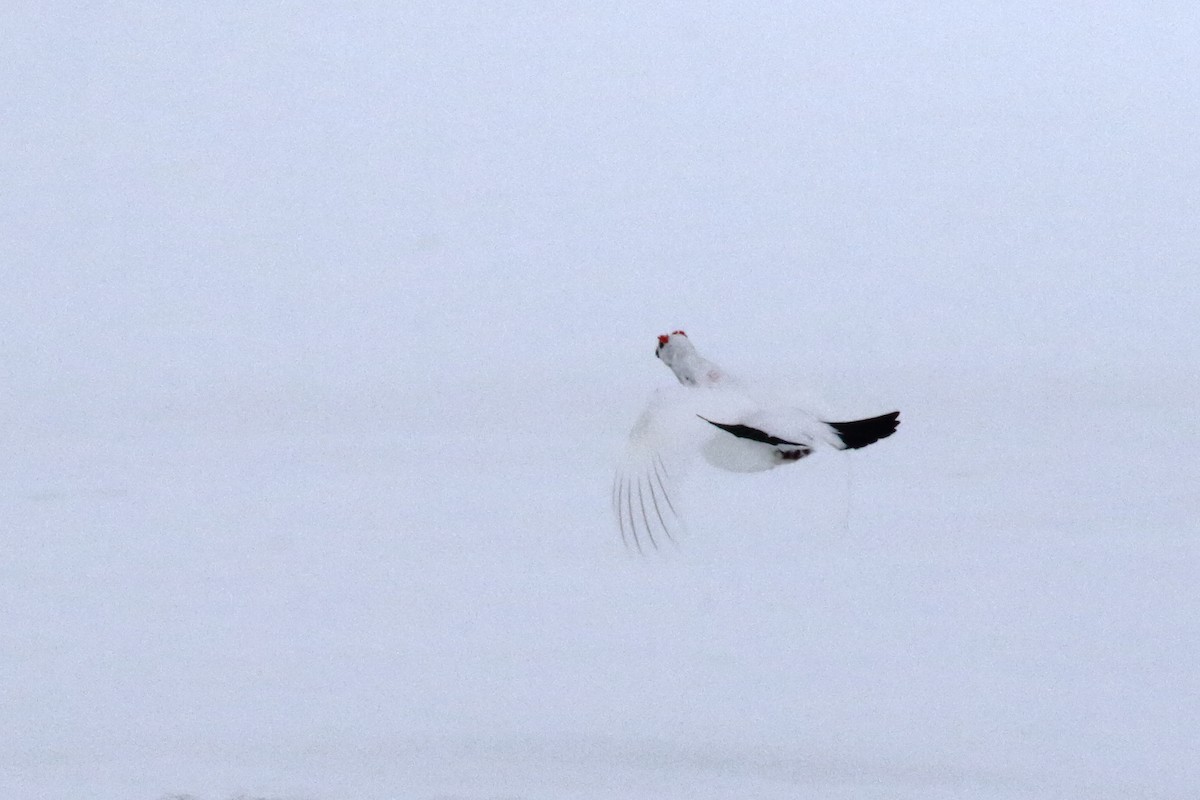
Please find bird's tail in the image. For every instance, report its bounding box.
[826,411,900,450]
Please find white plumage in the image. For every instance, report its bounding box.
[612,330,899,551]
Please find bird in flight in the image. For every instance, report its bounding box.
[612,330,899,552]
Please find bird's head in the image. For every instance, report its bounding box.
[654,330,690,359]
[655,329,703,375]
[654,330,724,386]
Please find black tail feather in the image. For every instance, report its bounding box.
[826,411,900,450]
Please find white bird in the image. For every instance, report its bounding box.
[612,330,900,551]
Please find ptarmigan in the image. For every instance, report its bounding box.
[612,330,899,551]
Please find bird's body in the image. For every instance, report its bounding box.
[613,331,899,551]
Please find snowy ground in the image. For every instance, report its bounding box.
[5,3,1200,798]
[4,362,1199,799]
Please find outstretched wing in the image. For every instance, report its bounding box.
[612,446,683,553]
[695,407,900,464]
[612,387,715,551]
[697,416,807,447]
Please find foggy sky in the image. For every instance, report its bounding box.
[6,2,1198,422]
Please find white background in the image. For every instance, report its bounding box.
[4,3,1199,798]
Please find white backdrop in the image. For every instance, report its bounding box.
[4,4,1199,798]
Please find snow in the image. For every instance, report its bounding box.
[5,3,1200,799]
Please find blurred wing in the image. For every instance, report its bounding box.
[611,387,711,551]
[612,443,683,553]
[612,393,691,552]
[611,385,760,551]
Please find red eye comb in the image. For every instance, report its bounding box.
[672,330,687,337]
[657,334,669,345]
